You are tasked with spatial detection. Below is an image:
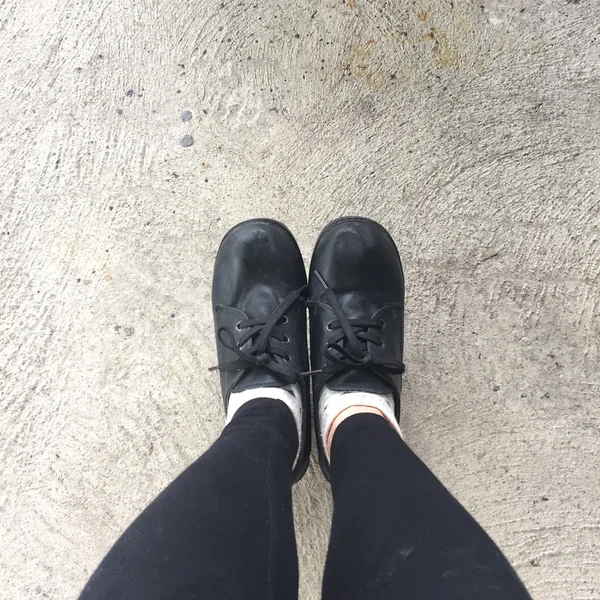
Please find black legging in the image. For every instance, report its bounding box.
[79,399,532,599]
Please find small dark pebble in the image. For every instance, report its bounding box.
[180,135,194,147]
[116,108,123,115]
[114,325,122,331]
[170,314,176,318]
[126,90,135,97]
[181,110,193,122]
[109,206,114,210]
[492,385,500,392]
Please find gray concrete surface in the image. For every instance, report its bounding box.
[1,0,599,598]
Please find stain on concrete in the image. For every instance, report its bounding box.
[180,134,194,147]
[429,27,459,67]
[344,41,388,90]
[387,29,409,45]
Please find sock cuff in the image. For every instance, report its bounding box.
[227,385,303,469]
[319,387,402,463]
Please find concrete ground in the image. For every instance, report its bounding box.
[1,0,599,598]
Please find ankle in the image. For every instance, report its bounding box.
[327,406,386,456]
[319,387,402,464]
[227,386,303,469]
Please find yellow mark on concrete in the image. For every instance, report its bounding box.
[345,42,388,90]
[387,29,409,45]
[531,38,548,54]
[417,10,430,21]
[459,18,472,33]
[347,0,358,11]
[431,27,459,67]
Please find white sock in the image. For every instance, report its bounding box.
[227,384,303,468]
[319,386,402,462]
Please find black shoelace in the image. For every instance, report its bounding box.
[308,271,405,376]
[209,285,307,385]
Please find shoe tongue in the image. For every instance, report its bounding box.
[240,285,281,319]
[231,367,288,393]
[326,294,393,394]
[232,285,291,392]
[327,370,394,395]
[337,292,377,321]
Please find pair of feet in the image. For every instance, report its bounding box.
[211,217,405,482]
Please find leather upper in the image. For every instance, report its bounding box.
[212,219,309,401]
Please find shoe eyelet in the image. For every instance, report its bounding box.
[235,321,243,331]
[280,316,289,325]
[378,319,386,329]
[326,321,334,331]
[282,335,291,345]
[284,355,292,363]
[376,340,386,350]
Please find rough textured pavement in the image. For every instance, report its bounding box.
[1,0,599,598]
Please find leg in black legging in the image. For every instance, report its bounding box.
[323,414,532,600]
[79,399,299,600]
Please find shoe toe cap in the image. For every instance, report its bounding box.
[213,219,305,307]
[310,217,404,296]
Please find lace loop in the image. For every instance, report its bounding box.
[209,285,306,385]
[313,272,405,377]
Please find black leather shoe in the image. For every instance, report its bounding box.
[308,217,405,479]
[211,219,311,483]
